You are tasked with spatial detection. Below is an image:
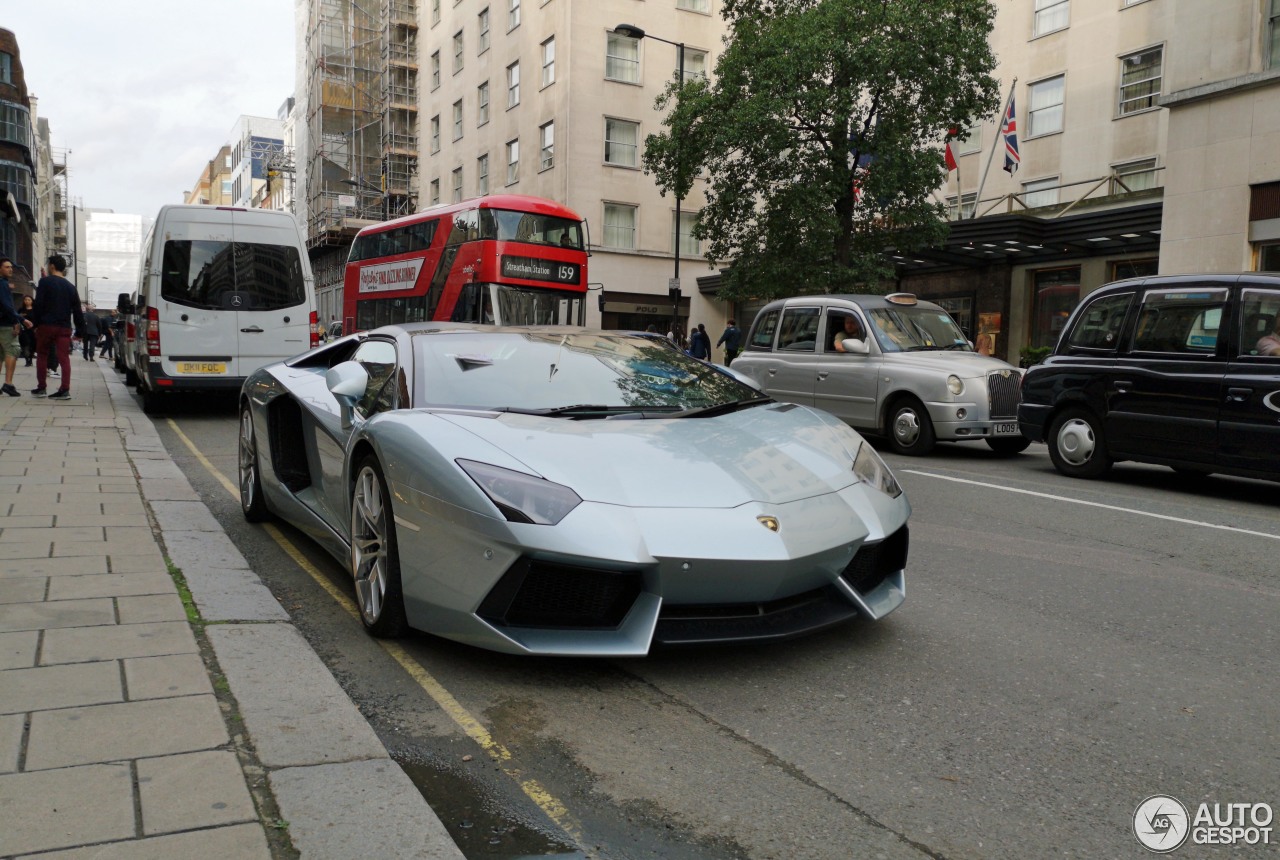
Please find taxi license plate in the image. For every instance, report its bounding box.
[993,422,1019,436]
[175,362,227,375]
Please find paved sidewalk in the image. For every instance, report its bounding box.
[0,358,465,859]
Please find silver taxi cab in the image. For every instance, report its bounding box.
[731,294,1028,455]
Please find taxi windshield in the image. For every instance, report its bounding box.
[867,307,972,353]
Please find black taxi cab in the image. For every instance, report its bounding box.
[1018,274,1280,482]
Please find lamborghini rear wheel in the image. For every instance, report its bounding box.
[350,456,408,638]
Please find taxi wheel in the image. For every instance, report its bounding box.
[887,397,936,456]
[1047,407,1112,479]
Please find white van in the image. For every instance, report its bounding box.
[129,205,317,412]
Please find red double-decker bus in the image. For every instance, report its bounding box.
[342,194,588,332]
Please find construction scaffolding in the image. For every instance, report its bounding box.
[304,0,418,249]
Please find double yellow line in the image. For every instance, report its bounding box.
[166,419,581,843]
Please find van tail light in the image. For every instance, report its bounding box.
[309,310,320,348]
[146,307,160,357]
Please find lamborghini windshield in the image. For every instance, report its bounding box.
[415,331,763,415]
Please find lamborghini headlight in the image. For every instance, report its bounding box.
[946,374,964,396]
[852,442,903,498]
[457,460,582,525]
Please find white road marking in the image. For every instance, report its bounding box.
[901,469,1280,542]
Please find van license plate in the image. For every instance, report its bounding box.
[176,362,226,375]
[993,422,1019,436]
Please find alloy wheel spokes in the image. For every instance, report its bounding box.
[352,467,387,622]
[239,413,256,503]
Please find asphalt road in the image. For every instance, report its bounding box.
[147,391,1279,860]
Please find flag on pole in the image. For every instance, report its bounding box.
[944,127,959,172]
[1001,97,1020,175]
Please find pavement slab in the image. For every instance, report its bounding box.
[0,660,123,714]
[47,572,173,601]
[137,750,258,836]
[123,652,213,700]
[116,593,187,625]
[0,576,46,604]
[25,694,229,771]
[0,598,116,633]
[0,556,110,577]
[0,630,37,669]
[0,713,21,773]
[181,565,289,622]
[148,500,224,532]
[207,623,387,768]
[41,620,198,665]
[271,760,468,860]
[20,823,272,860]
[0,763,136,856]
[164,530,251,572]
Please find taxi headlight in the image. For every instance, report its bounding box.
[946,374,964,396]
[853,442,903,498]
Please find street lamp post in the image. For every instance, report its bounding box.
[613,24,685,338]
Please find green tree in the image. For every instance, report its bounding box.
[641,0,1000,300]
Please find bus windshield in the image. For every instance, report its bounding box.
[481,209,582,249]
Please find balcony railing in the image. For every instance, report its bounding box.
[946,166,1165,222]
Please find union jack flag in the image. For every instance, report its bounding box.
[1001,96,1020,175]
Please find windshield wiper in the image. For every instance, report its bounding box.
[494,404,617,417]
[672,397,774,418]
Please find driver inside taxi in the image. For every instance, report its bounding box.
[832,314,866,352]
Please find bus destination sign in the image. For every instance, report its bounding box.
[501,255,580,285]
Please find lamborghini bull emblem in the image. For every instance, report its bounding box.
[757,516,780,532]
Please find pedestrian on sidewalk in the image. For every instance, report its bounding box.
[31,254,85,400]
[0,257,25,397]
[18,294,36,366]
[716,319,742,366]
[99,322,114,361]
[80,310,100,362]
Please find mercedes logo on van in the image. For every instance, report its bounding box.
[231,296,243,307]
[1264,390,1280,414]
[757,516,780,532]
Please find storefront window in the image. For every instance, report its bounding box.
[1111,258,1158,280]
[1257,243,1280,272]
[1031,267,1080,349]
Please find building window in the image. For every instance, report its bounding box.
[603,203,637,249]
[1022,177,1059,208]
[607,33,640,83]
[508,0,520,31]
[432,0,440,25]
[221,179,233,196]
[478,154,489,195]
[453,31,464,73]
[1111,158,1160,194]
[430,178,441,206]
[677,0,709,12]
[1112,258,1158,280]
[430,115,441,153]
[0,53,10,86]
[479,8,491,53]
[1028,75,1065,137]
[1270,0,1280,68]
[682,49,708,83]
[946,193,976,221]
[1031,267,1080,349]
[506,139,520,185]
[1118,46,1163,116]
[1033,0,1069,37]
[542,37,555,87]
[453,101,463,140]
[507,62,520,108]
[431,51,441,90]
[955,121,980,156]
[478,82,490,125]
[540,121,554,170]
[673,210,699,256]
[605,118,639,167]
[452,168,463,202]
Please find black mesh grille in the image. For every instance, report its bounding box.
[841,526,909,595]
[987,371,1022,419]
[477,559,642,629]
[655,586,860,645]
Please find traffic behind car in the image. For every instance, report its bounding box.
[1018,273,1280,483]
[730,293,1028,455]
[238,324,911,656]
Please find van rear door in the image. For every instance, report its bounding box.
[156,209,242,379]
[229,209,311,374]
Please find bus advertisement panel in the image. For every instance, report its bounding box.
[341,194,588,332]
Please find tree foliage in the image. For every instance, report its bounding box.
[641,0,1000,300]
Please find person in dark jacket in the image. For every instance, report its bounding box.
[18,295,36,366]
[31,255,85,400]
[80,310,101,361]
[0,257,23,396]
[99,323,114,361]
[716,319,743,366]
[688,323,711,360]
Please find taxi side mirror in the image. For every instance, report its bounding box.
[840,338,870,355]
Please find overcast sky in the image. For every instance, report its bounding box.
[4,1,297,218]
